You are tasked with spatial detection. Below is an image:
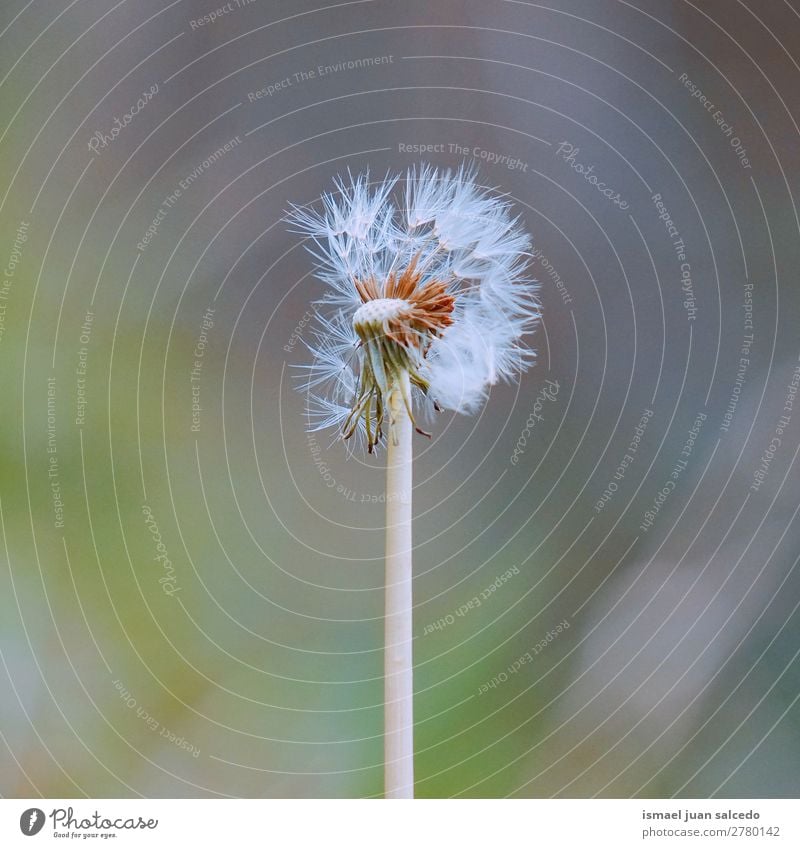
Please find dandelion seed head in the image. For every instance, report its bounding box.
[287,163,540,452]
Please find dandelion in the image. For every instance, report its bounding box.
[287,164,540,798]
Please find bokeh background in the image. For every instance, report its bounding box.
[1,0,799,798]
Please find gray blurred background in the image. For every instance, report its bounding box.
[0,0,799,798]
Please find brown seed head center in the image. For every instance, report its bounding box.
[352,255,455,350]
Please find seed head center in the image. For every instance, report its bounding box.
[352,297,408,332]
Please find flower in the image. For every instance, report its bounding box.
[287,164,540,452]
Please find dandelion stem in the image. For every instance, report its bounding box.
[384,369,414,799]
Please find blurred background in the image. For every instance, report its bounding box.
[0,0,799,798]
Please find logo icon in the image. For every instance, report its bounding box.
[19,808,45,836]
